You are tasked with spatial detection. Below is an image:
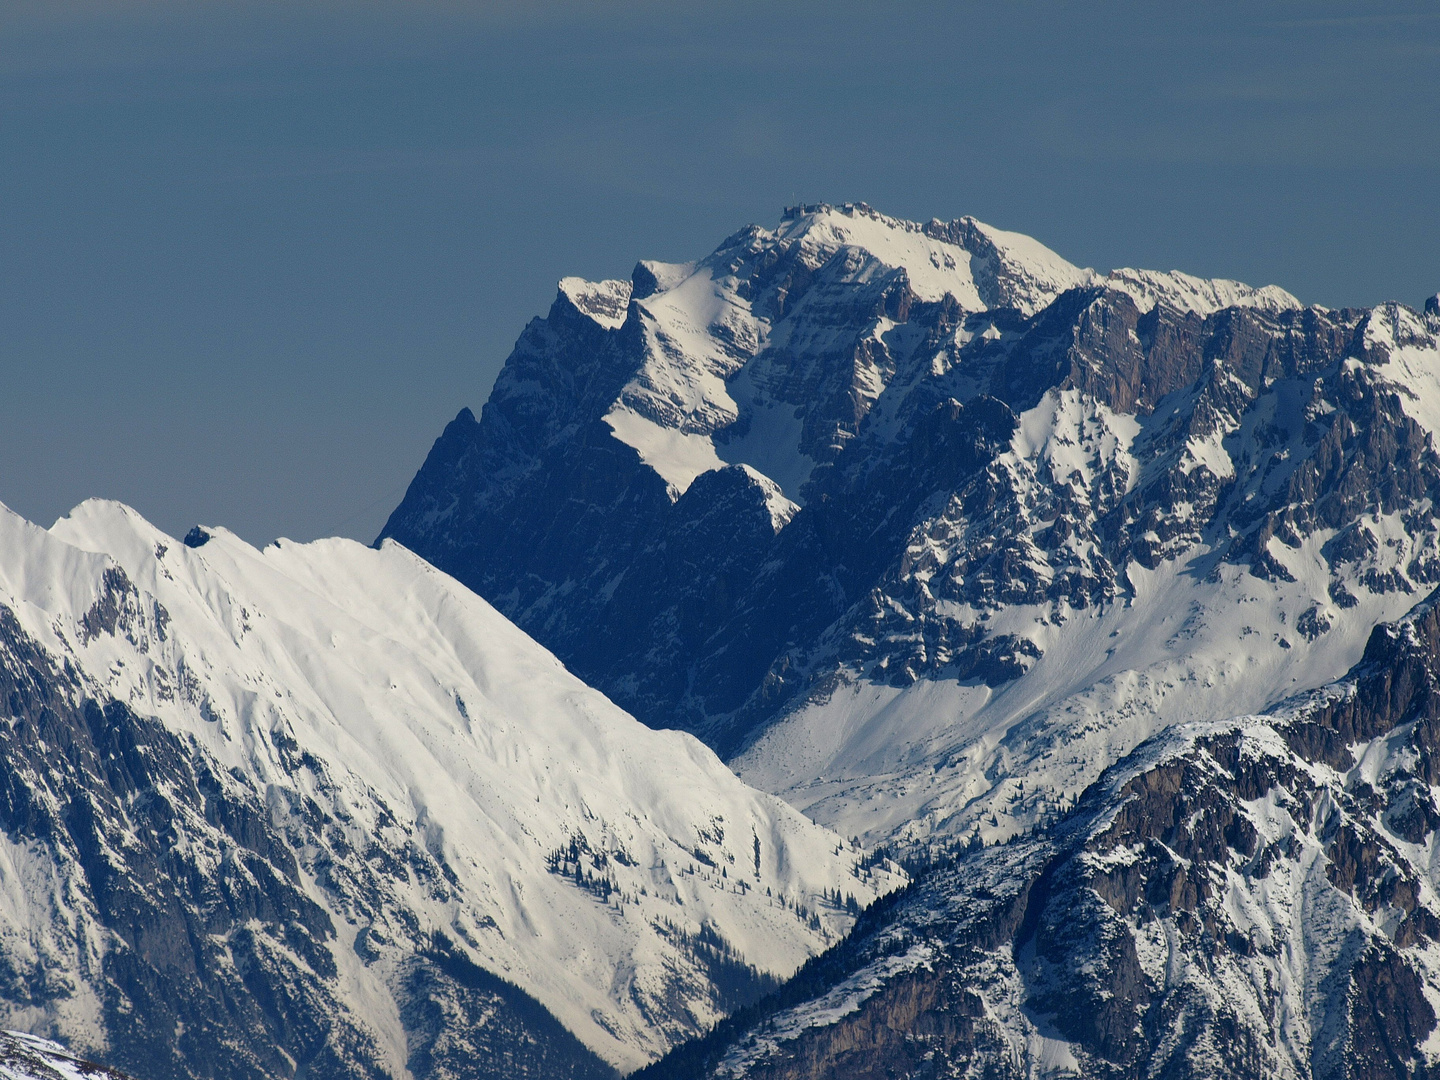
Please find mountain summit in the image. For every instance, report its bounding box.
[382,203,1440,854]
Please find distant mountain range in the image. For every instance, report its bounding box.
[6,202,1440,1079]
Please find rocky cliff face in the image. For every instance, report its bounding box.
[382,202,1440,849]
[634,590,1440,1080]
[0,605,405,1080]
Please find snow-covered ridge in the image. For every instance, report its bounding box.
[0,1031,133,1080]
[0,499,901,1073]
[1105,266,1302,316]
[772,204,988,307]
[559,276,632,330]
[586,203,1090,498]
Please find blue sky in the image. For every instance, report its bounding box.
[2,1,1437,545]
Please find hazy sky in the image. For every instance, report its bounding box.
[3,2,1438,545]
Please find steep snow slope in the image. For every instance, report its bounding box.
[735,301,1440,847]
[733,545,1418,846]
[0,501,899,1077]
[1,1032,136,1080]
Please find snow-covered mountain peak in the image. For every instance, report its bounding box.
[767,203,987,307]
[528,204,1309,512]
[558,276,633,330]
[384,207,1440,866]
[1104,265,1302,316]
[1362,297,1440,355]
[570,204,1089,503]
[0,499,902,1076]
[632,259,698,300]
[920,212,1100,314]
[762,203,1115,318]
[731,465,799,531]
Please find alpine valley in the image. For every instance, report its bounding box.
[6,201,1440,1079]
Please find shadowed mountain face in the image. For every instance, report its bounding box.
[382,202,1440,849]
[634,589,1440,1080]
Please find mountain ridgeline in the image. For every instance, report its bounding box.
[383,202,1440,851]
[0,1029,140,1080]
[0,503,897,1080]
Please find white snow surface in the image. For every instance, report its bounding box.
[774,206,987,307]
[736,548,1417,850]
[1365,302,1440,441]
[1105,266,1302,316]
[0,1031,130,1080]
[0,500,901,1072]
[558,276,632,330]
[960,216,1100,313]
[603,404,727,496]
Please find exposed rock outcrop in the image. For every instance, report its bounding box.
[637,590,1440,1080]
